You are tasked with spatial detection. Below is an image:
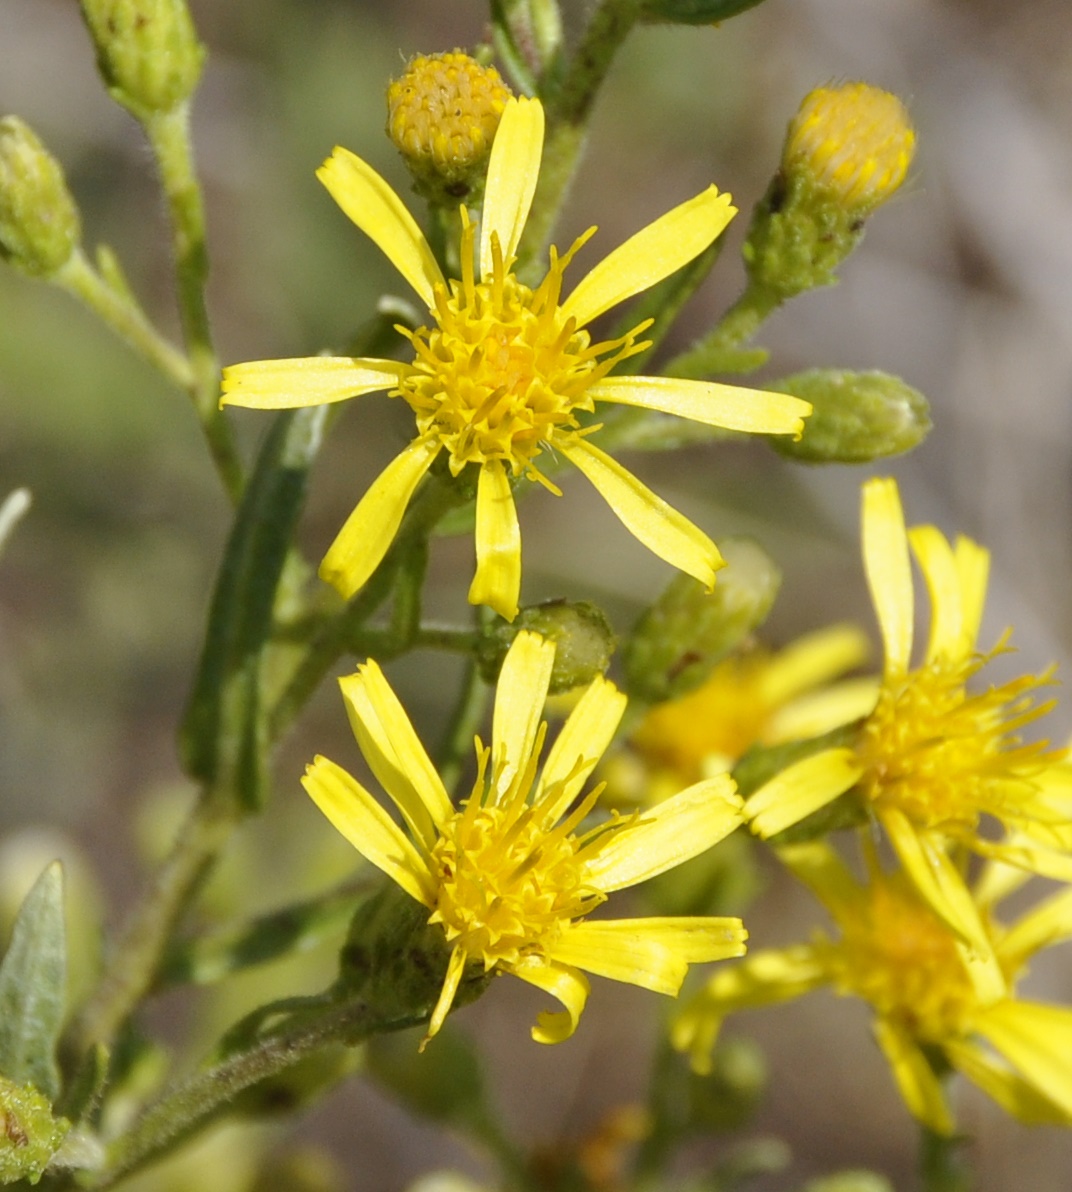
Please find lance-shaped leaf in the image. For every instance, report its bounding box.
[181,406,328,809]
[0,862,67,1101]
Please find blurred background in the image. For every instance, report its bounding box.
[2,0,1072,1187]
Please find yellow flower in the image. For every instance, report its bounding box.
[303,630,747,1047]
[619,624,875,803]
[672,840,1072,1135]
[222,96,810,621]
[745,477,1066,953]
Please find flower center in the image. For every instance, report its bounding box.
[395,215,648,484]
[427,754,607,970]
[823,875,975,1042]
[855,649,1054,832]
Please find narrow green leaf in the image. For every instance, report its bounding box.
[180,405,328,809]
[640,0,769,24]
[0,862,67,1100]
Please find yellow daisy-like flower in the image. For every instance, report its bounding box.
[303,630,748,1047]
[745,477,1065,953]
[672,840,1072,1135]
[222,96,810,621]
[615,624,875,804]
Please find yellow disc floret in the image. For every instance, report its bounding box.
[856,647,1054,834]
[395,215,649,484]
[821,871,976,1043]
[387,51,511,194]
[785,82,915,214]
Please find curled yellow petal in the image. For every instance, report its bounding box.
[509,956,590,1044]
[468,459,521,622]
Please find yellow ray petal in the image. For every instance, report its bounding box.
[317,147,444,308]
[319,438,440,600]
[561,437,723,590]
[490,630,556,802]
[221,356,406,410]
[945,1038,1072,1126]
[758,623,872,707]
[422,944,468,1050]
[301,755,435,906]
[589,375,809,437]
[996,885,1072,970]
[480,96,544,279]
[908,524,967,664]
[872,1016,954,1134]
[468,459,521,622]
[974,1000,1072,1120]
[560,186,736,327]
[954,534,990,651]
[582,774,743,892]
[881,809,998,969]
[535,676,627,825]
[862,477,914,675]
[508,955,590,1044]
[339,662,453,847]
[774,839,861,920]
[551,917,746,996]
[745,748,861,840]
[765,677,879,744]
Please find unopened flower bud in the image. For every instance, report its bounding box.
[743,83,914,299]
[387,52,512,204]
[623,539,781,704]
[478,601,615,694]
[786,83,915,217]
[768,369,931,463]
[79,0,205,119]
[0,119,81,277]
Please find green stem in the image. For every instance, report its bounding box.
[144,103,244,503]
[664,284,780,379]
[413,623,481,653]
[920,1125,971,1192]
[68,788,241,1056]
[54,251,193,389]
[91,996,419,1189]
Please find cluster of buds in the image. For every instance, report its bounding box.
[0,118,81,278]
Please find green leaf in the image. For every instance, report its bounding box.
[640,0,769,25]
[0,862,67,1101]
[180,406,328,809]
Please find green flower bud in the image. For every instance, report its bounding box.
[640,0,767,24]
[478,600,616,694]
[79,0,205,119]
[803,1174,894,1192]
[623,539,781,704]
[387,52,512,205]
[744,82,915,299]
[767,369,931,462]
[0,119,80,277]
[0,1076,69,1185]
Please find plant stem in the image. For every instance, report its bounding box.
[68,788,241,1056]
[92,996,420,1189]
[663,285,780,379]
[920,1125,971,1192]
[144,103,244,503]
[54,251,193,390]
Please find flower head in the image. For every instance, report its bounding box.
[673,841,1072,1134]
[222,96,810,621]
[387,51,511,199]
[745,478,1066,954]
[785,82,915,215]
[303,630,747,1047]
